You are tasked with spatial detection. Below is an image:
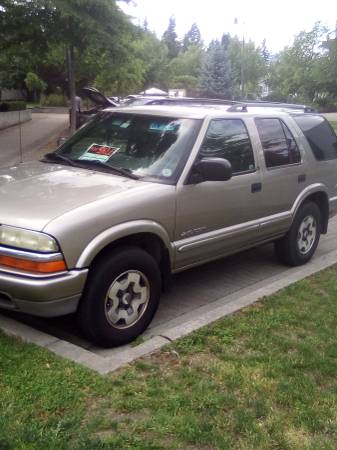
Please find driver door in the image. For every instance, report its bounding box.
[174,118,264,270]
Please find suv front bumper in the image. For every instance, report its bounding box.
[0,268,88,317]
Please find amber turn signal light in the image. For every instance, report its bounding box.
[0,255,67,273]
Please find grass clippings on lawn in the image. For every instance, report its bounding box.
[1,266,337,450]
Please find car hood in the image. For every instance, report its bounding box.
[0,161,148,231]
[81,87,118,108]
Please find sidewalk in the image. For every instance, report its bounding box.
[323,112,337,121]
[0,112,68,168]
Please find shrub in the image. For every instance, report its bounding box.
[313,96,337,112]
[0,101,27,112]
[40,94,67,107]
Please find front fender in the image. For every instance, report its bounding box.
[75,220,173,268]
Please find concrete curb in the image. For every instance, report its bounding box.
[1,249,337,374]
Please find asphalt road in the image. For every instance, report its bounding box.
[0,113,68,168]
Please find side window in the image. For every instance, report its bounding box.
[199,119,255,174]
[255,118,301,168]
[293,114,337,161]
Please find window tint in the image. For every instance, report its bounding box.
[292,114,337,161]
[255,118,301,168]
[199,119,255,174]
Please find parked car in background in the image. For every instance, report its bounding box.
[71,87,118,128]
[121,94,170,107]
[1,100,336,347]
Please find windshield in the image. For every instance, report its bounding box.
[56,112,201,183]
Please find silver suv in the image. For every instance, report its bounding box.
[0,102,336,347]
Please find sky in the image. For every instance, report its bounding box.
[119,0,337,53]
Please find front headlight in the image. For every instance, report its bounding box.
[0,225,59,253]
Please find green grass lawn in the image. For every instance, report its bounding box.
[330,120,337,132]
[1,267,337,450]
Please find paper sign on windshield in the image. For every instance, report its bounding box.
[79,144,119,162]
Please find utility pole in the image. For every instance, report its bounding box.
[234,17,245,99]
[241,35,245,99]
[67,45,76,135]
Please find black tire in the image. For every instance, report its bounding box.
[78,246,161,347]
[274,201,321,266]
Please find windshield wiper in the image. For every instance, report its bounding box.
[41,153,140,180]
[70,159,141,180]
[41,152,78,167]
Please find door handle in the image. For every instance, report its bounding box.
[251,182,262,193]
[298,174,306,183]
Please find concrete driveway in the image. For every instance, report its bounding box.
[0,112,68,168]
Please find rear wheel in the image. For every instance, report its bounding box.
[274,201,321,266]
[78,246,161,347]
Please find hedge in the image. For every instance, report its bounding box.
[0,101,27,112]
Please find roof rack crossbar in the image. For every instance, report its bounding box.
[146,97,240,106]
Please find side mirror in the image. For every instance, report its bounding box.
[57,137,68,147]
[190,157,232,184]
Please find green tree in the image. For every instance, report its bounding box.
[183,23,202,50]
[260,39,271,66]
[132,29,170,90]
[162,16,180,59]
[318,31,337,103]
[0,0,52,91]
[168,45,204,94]
[24,72,46,102]
[269,23,329,103]
[199,38,232,98]
[0,0,132,131]
[50,0,132,131]
[227,36,267,99]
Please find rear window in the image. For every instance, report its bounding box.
[293,114,337,161]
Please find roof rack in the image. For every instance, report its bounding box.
[240,101,316,112]
[145,97,239,106]
[139,96,315,113]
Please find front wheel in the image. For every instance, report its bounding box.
[274,201,321,266]
[78,246,161,347]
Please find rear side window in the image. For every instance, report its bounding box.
[292,114,337,161]
[255,118,301,168]
[199,119,255,174]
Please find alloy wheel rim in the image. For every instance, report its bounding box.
[104,270,150,329]
[297,215,317,255]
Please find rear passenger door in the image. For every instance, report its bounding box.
[174,118,264,269]
[254,117,305,239]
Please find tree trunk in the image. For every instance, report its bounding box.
[67,45,76,134]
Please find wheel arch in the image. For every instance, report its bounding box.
[75,221,173,289]
[292,184,329,234]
